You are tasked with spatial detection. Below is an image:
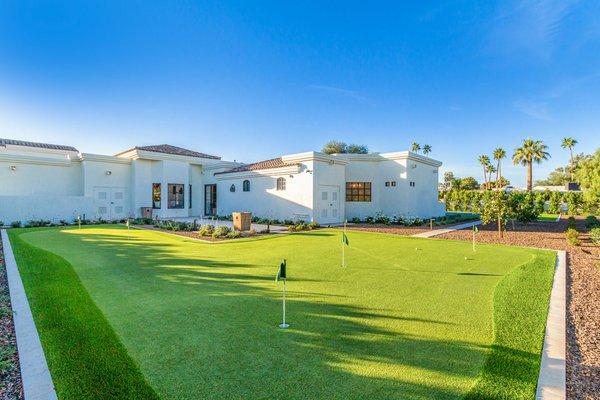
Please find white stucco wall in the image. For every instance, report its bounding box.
[212,163,314,222]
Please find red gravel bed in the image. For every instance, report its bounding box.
[0,238,23,400]
[436,218,600,399]
[344,221,476,236]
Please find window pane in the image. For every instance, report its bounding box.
[152,183,161,209]
[168,184,185,209]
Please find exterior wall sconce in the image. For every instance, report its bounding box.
[106,170,112,175]
[9,165,17,171]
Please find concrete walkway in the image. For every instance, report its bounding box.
[411,220,481,238]
[536,250,566,399]
[1,230,57,400]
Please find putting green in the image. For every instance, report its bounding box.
[12,226,555,399]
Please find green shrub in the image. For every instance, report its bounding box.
[567,216,577,229]
[25,219,51,228]
[307,222,320,230]
[349,217,361,224]
[212,226,231,238]
[295,224,306,231]
[585,215,599,229]
[590,228,600,246]
[198,224,215,236]
[565,228,581,246]
[226,230,242,239]
[0,221,3,227]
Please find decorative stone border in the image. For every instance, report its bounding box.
[536,250,566,399]
[0,230,57,400]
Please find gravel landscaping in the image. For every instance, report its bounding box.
[344,221,475,236]
[0,238,23,400]
[435,217,600,400]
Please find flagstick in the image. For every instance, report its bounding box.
[472,226,476,252]
[78,215,81,230]
[342,220,346,268]
[279,279,289,328]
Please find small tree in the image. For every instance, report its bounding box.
[459,177,479,190]
[346,143,369,154]
[575,149,600,212]
[411,142,421,153]
[481,191,510,238]
[322,140,347,154]
[423,144,432,155]
[508,192,540,225]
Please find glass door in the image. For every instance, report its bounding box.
[204,184,217,216]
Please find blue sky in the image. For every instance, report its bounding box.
[1,0,599,186]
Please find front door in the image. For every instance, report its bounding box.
[204,184,217,216]
[318,185,340,224]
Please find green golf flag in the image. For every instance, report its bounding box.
[342,232,349,246]
[276,259,287,282]
[126,219,130,228]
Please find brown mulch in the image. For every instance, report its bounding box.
[137,225,273,242]
[437,217,600,400]
[0,239,23,400]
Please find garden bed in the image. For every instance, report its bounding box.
[0,237,23,400]
[435,216,600,399]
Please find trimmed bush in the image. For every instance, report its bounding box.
[212,226,231,238]
[225,230,242,239]
[590,228,600,246]
[585,215,599,229]
[565,228,581,246]
[198,225,215,236]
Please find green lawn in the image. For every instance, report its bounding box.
[537,213,560,222]
[9,226,555,399]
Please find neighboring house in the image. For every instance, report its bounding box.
[0,138,445,224]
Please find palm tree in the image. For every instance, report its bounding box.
[561,137,578,180]
[512,139,551,191]
[411,142,421,153]
[487,164,496,187]
[492,148,506,189]
[422,144,432,155]
[478,155,491,189]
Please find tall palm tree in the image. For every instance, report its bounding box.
[492,147,506,189]
[487,164,496,187]
[478,155,491,189]
[512,139,551,191]
[561,137,578,180]
[422,144,432,155]
[411,142,421,153]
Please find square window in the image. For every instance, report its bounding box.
[391,181,396,187]
[345,182,372,202]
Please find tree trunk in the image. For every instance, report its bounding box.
[483,166,488,189]
[497,161,502,189]
[498,217,503,238]
[569,148,574,180]
[527,161,533,191]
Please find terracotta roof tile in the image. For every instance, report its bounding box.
[0,138,78,152]
[214,157,297,175]
[118,144,220,160]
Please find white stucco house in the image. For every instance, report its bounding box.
[0,138,445,225]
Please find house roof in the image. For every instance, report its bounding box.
[0,138,78,152]
[116,144,221,160]
[214,157,298,175]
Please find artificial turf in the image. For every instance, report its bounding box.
[537,213,560,222]
[9,226,555,399]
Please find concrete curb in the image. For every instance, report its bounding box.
[1,230,58,400]
[536,250,566,399]
[411,220,481,238]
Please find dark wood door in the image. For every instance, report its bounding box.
[204,184,217,216]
